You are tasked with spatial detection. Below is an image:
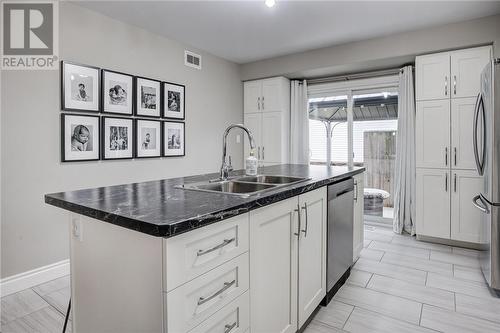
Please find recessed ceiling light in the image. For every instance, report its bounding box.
[265,0,275,8]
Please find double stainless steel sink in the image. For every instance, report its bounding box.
[177,175,310,197]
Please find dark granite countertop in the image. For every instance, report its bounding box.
[45,164,364,238]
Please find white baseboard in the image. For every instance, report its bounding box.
[0,259,70,297]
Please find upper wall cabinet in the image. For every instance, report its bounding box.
[244,77,289,114]
[416,46,492,101]
[244,81,262,113]
[451,47,492,98]
[416,52,450,101]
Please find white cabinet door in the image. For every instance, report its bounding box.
[451,47,491,98]
[353,173,365,262]
[262,78,283,113]
[416,168,451,239]
[451,170,485,243]
[416,52,450,101]
[243,113,262,160]
[261,111,283,163]
[249,198,298,333]
[451,97,477,170]
[244,81,262,114]
[298,188,327,328]
[416,100,451,168]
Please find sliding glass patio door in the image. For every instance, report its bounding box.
[308,76,399,222]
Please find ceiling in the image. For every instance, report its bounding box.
[75,1,500,64]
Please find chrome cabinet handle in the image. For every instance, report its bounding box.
[262,146,265,161]
[262,96,265,110]
[257,147,261,160]
[445,173,448,192]
[472,195,489,213]
[257,97,260,110]
[224,322,237,333]
[445,76,448,96]
[197,238,236,257]
[454,147,457,166]
[294,204,301,237]
[301,203,308,237]
[198,279,236,306]
[354,181,358,202]
[445,147,448,166]
[454,173,457,192]
[453,75,457,95]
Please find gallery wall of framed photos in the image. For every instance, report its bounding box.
[60,61,186,162]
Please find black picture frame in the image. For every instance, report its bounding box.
[162,81,186,120]
[135,119,163,159]
[101,116,134,160]
[134,76,162,118]
[61,113,100,162]
[162,121,185,157]
[61,61,101,112]
[101,69,134,116]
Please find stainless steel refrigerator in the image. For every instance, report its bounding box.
[473,58,500,295]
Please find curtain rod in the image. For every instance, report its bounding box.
[306,65,414,85]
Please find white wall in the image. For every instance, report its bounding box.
[241,14,500,80]
[0,3,243,278]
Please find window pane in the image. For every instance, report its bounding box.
[309,119,326,162]
[308,95,348,165]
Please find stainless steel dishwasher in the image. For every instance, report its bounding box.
[323,177,354,305]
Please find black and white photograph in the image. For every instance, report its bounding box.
[135,77,161,118]
[163,121,185,157]
[102,117,133,160]
[163,82,185,119]
[102,70,133,115]
[61,61,100,112]
[61,114,100,162]
[136,119,161,158]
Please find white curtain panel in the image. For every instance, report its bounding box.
[393,66,416,235]
[290,80,310,164]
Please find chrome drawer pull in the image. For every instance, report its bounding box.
[197,238,236,257]
[301,203,309,237]
[294,204,301,237]
[198,279,236,306]
[224,322,238,333]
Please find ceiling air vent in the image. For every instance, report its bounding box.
[185,50,202,70]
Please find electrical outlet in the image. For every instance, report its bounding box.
[236,135,241,143]
[72,217,83,241]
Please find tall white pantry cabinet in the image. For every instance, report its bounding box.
[415,45,491,244]
[243,77,290,165]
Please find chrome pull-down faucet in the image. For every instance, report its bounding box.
[220,124,256,180]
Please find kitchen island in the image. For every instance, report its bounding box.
[45,164,364,333]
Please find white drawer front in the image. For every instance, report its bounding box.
[166,253,249,332]
[189,291,249,333]
[164,214,249,291]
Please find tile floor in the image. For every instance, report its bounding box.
[2,224,500,333]
[305,225,500,333]
[1,275,71,333]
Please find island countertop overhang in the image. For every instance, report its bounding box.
[45,164,365,238]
